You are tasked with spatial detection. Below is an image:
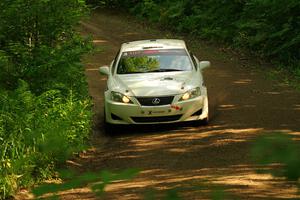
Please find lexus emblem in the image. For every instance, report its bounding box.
[152,98,160,105]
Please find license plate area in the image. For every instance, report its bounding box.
[141,107,170,115]
[140,105,183,116]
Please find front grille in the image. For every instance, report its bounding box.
[136,96,174,106]
[131,115,182,123]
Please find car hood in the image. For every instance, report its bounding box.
[110,71,200,96]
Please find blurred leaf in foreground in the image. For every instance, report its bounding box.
[33,168,140,199]
[252,133,300,181]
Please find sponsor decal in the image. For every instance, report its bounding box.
[171,105,181,110]
[123,49,187,57]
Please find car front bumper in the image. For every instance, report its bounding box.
[104,94,209,125]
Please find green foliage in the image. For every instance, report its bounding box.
[0,0,92,199]
[0,0,91,90]
[162,189,181,200]
[236,1,300,64]
[0,81,92,199]
[99,0,300,70]
[252,133,300,181]
[0,0,87,46]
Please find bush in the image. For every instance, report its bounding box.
[236,1,300,65]
[0,0,93,198]
[0,0,91,91]
[0,81,92,198]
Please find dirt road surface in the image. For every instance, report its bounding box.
[58,10,300,200]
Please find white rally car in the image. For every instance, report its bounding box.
[99,39,210,128]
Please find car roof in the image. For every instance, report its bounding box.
[120,39,187,52]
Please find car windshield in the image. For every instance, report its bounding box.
[117,49,193,74]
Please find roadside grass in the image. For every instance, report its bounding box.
[0,80,93,199]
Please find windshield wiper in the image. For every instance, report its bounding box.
[148,69,183,72]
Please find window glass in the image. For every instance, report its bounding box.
[117,49,193,74]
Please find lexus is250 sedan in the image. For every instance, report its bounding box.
[99,39,210,129]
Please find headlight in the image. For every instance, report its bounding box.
[179,87,201,101]
[111,91,133,104]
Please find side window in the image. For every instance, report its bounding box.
[111,50,120,75]
[189,52,198,70]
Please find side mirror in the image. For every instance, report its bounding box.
[199,61,211,70]
[99,66,109,75]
